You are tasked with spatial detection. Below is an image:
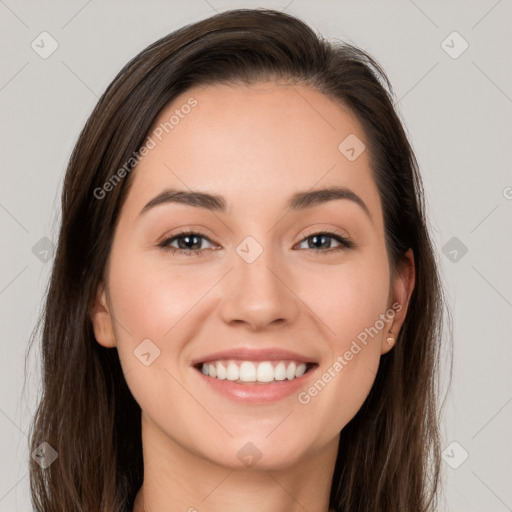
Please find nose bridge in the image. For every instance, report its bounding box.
[219,233,300,329]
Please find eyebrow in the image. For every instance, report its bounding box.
[139,186,372,220]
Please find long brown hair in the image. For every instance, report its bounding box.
[25,8,451,511]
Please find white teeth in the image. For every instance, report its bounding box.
[295,363,306,378]
[286,362,296,380]
[199,360,311,383]
[216,362,227,380]
[239,361,257,382]
[257,362,274,382]
[226,362,239,381]
[274,362,286,380]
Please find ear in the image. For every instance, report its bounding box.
[90,281,116,348]
[381,248,415,354]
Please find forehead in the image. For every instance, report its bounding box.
[123,81,382,226]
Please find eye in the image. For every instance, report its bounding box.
[158,231,217,256]
[295,229,354,253]
[158,229,355,257]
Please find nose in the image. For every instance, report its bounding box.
[219,243,301,331]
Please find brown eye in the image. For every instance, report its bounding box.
[159,231,216,256]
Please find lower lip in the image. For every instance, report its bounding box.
[194,365,318,403]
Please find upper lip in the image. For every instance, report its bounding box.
[191,347,317,366]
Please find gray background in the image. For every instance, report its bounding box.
[1,0,511,510]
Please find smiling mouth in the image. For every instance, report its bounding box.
[194,360,318,384]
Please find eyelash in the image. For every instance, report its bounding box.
[158,229,355,257]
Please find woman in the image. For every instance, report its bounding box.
[26,8,450,512]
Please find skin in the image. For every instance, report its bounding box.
[91,81,415,512]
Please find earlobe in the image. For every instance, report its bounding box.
[90,281,116,348]
[381,248,416,354]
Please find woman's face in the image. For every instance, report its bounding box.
[91,81,414,470]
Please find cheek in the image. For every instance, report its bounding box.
[302,249,391,348]
[106,251,209,416]
[108,250,203,340]
[294,251,390,429]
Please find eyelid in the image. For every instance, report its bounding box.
[158,225,352,246]
[158,225,218,244]
[298,225,350,241]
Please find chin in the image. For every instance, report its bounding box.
[201,438,309,471]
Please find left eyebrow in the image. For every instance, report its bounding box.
[139,185,372,221]
[288,186,371,220]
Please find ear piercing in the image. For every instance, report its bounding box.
[386,330,394,346]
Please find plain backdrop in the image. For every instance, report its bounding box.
[1,1,511,511]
